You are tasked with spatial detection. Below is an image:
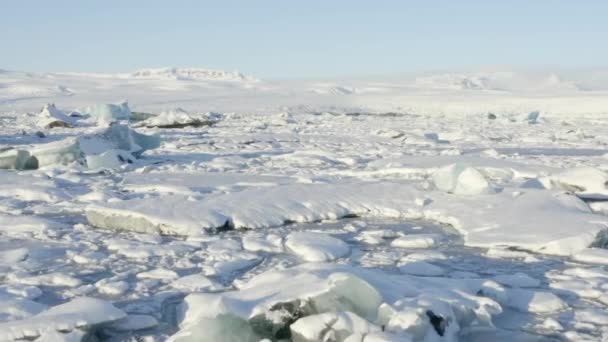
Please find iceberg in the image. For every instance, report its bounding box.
[0,147,38,170]
[1,123,159,170]
[140,108,220,129]
[79,123,160,168]
[170,263,501,342]
[540,167,608,199]
[0,297,125,341]
[28,138,81,167]
[85,149,127,169]
[85,181,606,256]
[170,269,383,342]
[285,232,351,262]
[290,311,381,342]
[37,104,74,129]
[431,163,494,195]
[522,110,540,124]
[79,101,132,122]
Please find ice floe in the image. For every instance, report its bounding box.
[2,69,608,340]
[431,163,494,195]
[169,263,501,342]
[86,181,607,255]
[0,297,125,341]
[140,108,220,129]
[36,104,74,129]
[79,101,132,122]
[285,232,350,262]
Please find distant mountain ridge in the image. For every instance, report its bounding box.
[414,72,583,91]
[0,67,258,82]
[128,67,257,82]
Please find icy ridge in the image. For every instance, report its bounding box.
[86,181,607,255]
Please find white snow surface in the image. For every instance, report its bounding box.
[1,67,608,341]
[86,183,605,255]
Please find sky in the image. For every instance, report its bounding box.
[1,0,607,79]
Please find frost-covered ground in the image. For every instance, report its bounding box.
[1,68,608,341]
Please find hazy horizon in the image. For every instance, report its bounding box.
[2,0,607,78]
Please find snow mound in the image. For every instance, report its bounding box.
[169,263,501,342]
[0,171,69,203]
[141,108,221,128]
[1,123,159,170]
[79,101,132,122]
[572,248,608,265]
[0,297,125,341]
[130,67,255,82]
[290,311,380,342]
[415,74,492,90]
[37,104,74,129]
[0,213,63,238]
[431,163,494,195]
[79,123,160,169]
[541,167,608,199]
[398,260,445,277]
[29,138,81,168]
[520,110,540,124]
[0,148,38,170]
[285,232,350,262]
[391,234,441,249]
[0,84,73,101]
[86,180,606,255]
[502,289,566,314]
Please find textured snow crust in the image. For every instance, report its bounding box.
[1,68,608,341]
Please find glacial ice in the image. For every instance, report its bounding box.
[107,314,159,332]
[0,213,63,238]
[171,268,383,341]
[86,182,606,255]
[37,104,74,129]
[0,297,125,341]
[390,234,441,249]
[3,69,608,341]
[540,167,608,198]
[289,311,381,342]
[140,108,220,128]
[500,289,566,314]
[522,110,540,124]
[431,163,494,195]
[0,148,38,170]
[169,263,504,341]
[78,123,160,168]
[572,248,608,265]
[79,101,132,122]
[285,232,350,262]
[28,138,81,167]
[1,121,159,170]
[397,260,445,276]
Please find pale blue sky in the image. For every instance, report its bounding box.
[1,0,607,78]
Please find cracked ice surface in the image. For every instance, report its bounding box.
[1,70,608,341]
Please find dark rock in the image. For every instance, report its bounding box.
[46,120,73,129]
[426,310,447,336]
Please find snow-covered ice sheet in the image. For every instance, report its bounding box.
[2,67,608,341]
[86,181,606,255]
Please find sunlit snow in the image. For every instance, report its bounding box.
[0,67,608,341]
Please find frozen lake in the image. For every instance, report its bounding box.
[1,68,608,341]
